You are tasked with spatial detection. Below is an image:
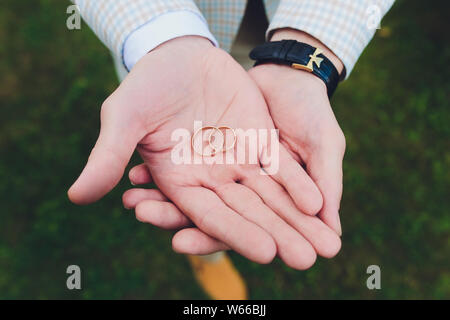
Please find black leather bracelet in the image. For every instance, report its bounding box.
[249,40,345,98]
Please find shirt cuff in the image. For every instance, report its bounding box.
[123,10,218,71]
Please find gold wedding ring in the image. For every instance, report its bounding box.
[212,126,237,152]
[191,126,237,157]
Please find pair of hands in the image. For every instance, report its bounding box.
[68,30,346,270]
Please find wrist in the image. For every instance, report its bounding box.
[270,29,344,75]
[251,63,328,97]
[151,35,213,55]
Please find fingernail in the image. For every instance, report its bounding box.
[336,214,342,236]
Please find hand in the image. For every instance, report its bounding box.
[69,36,341,269]
[123,161,341,265]
[248,29,347,235]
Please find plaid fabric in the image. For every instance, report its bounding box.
[74,0,203,61]
[194,0,247,52]
[74,0,394,77]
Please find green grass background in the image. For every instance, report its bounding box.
[0,0,449,299]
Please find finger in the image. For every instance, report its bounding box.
[68,104,142,205]
[125,187,228,252]
[215,182,317,270]
[242,174,341,258]
[263,146,323,215]
[280,139,302,164]
[122,188,169,209]
[172,228,230,255]
[129,163,153,185]
[307,152,344,236]
[135,200,191,230]
[172,186,276,264]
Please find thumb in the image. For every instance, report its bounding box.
[68,102,141,205]
[307,149,344,236]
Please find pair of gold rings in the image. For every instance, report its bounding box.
[191,126,237,157]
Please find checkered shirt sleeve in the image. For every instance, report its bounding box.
[266,0,395,77]
[73,0,203,63]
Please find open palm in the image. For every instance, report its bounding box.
[69,37,340,269]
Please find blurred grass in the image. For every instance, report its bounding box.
[0,0,449,299]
